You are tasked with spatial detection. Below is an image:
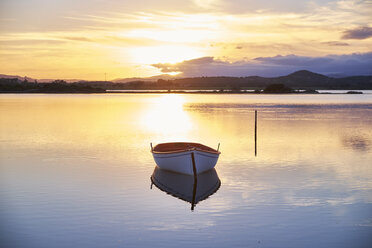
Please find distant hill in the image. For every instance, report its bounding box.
[132,70,370,90]
[1,70,372,90]
[276,70,330,85]
[0,74,36,82]
[0,74,81,83]
[112,74,180,83]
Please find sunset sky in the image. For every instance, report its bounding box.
[1,0,371,80]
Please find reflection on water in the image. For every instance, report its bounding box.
[151,167,221,211]
[1,93,372,248]
[140,95,192,139]
[342,134,371,152]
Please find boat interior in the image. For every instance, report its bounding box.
[152,142,220,154]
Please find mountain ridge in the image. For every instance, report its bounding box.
[1,70,372,90]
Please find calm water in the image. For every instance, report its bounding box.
[1,94,372,248]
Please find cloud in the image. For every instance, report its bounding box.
[60,36,93,42]
[321,41,349,46]
[2,0,372,80]
[151,52,372,77]
[192,0,223,9]
[342,26,372,40]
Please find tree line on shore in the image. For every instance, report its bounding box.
[0,79,105,93]
[1,70,371,93]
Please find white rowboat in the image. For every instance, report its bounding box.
[151,142,221,175]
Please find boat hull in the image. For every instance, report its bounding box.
[152,150,220,175]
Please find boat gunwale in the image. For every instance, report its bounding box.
[151,142,221,155]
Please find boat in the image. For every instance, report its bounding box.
[151,166,221,210]
[151,142,221,175]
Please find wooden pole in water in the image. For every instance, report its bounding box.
[150,142,153,152]
[255,110,257,157]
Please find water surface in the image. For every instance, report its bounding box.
[1,93,372,248]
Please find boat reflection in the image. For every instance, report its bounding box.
[151,166,221,211]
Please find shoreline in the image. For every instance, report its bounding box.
[0,90,365,94]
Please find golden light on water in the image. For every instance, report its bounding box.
[1,94,371,190]
[140,95,192,139]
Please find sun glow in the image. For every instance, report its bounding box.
[130,45,204,64]
[127,29,214,43]
[1,1,371,79]
[165,71,182,76]
[140,95,192,139]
